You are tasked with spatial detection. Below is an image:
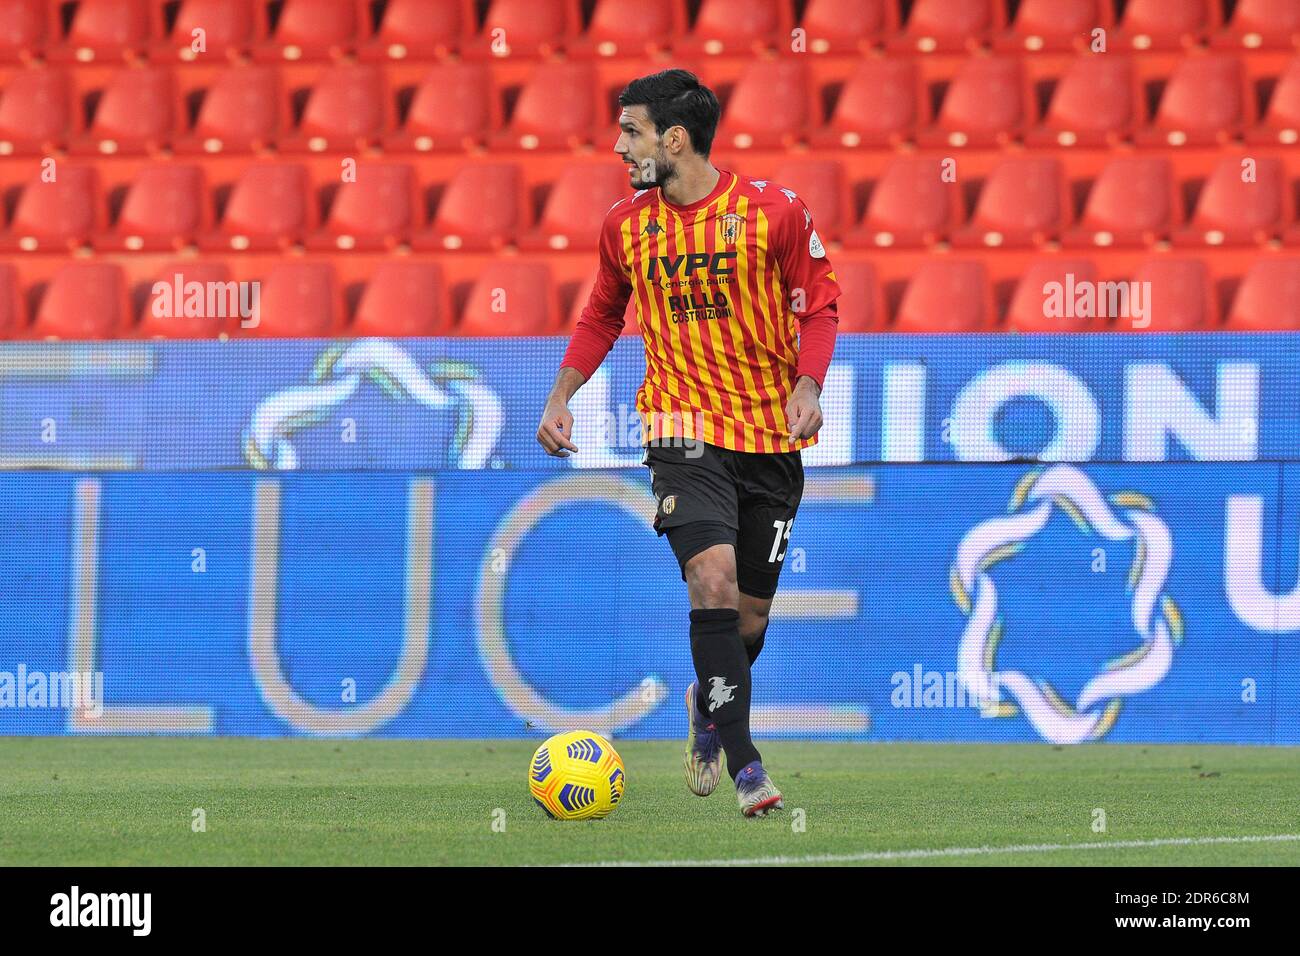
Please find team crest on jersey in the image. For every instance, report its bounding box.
[718,213,744,245]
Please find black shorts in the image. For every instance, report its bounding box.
[642,438,804,600]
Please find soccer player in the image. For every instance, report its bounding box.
[536,70,840,818]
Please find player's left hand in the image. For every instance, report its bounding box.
[786,377,823,441]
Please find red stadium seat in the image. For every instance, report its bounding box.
[241,262,343,337]
[137,261,239,338]
[1175,156,1289,246]
[894,260,994,333]
[496,62,599,151]
[894,0,1004,53]
[281,65,392,153]
[1062,157,1179,248]
[718,61,814,149]
[571,0,686,58]
[98,165,210,252]
[1113,0,1219,50]
[1248,56,1300,144]
[826,259,885,332]
[811,58,922,148]
[1130,258,1217,330]
[152,0,265,62]
[922,55,1028,148]
[360,0,473,61]
[176,65,286,155]
[565,272,637,336]
[1,166,104,252]
[0,0,50,63]
[1140,54,1251,146]
[0,68,75,155]
[203,163,315,251]
[766,159,849,241]
[1214,0,1300,50]
[521,163,629,251]
[846,157,961,248]
[388,63,496,152]
[953,158,1068,248]
[795,0,896,54]
[1227,259,1300,329]
[0,263,25,336]
[49,0,149,63]
[996,0,1114,52]
[75,66,176,155]
[466,0,581,58]
[352,261,452,337]
[256,0,361,61]
[459,262,559,335]
[1006,259,1104,332]
[417,163,524,251]
[678,0,791,55]
[1028,54,1139,147]
[31,263,127,339]
[310,163,421,251]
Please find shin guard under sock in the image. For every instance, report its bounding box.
[689,607,760,776]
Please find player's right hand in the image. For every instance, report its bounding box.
[537,397,579,457]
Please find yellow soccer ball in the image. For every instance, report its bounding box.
[529,730,626,820]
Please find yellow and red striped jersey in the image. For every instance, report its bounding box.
[562,169,841,453]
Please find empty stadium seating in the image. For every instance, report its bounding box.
[0,0,1296,338]
[922,55,1027,147]
[359,0,470,62]
[2,165,105,252]
[1035,53,1141,148]
[31,262,128,338]
[1063,156,1179,247]
[153,0,266,63]
[1006,258,1103,332]
[204,163,314,251]
[137,260,237,337]
[1229,258,1300,329]
[174,65,285,154]
[0,67,75,155]
[352,260,452,336]
[847,156,960,248]
[953,158,1069,248]
[894,260,995,332]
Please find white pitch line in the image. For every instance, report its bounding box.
[561,833,1300,867]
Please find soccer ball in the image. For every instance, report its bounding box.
[529,730,626,820]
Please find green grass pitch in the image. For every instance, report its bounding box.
[1,739,1297,866]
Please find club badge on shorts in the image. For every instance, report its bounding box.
[662,495,677,515]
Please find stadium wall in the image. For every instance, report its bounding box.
[0,335,1298,744]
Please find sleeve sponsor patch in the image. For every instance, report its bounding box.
[809,230,825,258]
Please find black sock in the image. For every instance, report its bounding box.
[689,607,760,777]
[695,623,766,707]
[745,623,768,666]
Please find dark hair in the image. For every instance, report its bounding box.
[617,69,721,158]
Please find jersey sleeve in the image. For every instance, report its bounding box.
[772,194,841,390]
[795,307,838,390]
[559,211,633,382]
[771,194,842,322]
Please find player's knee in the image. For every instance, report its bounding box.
[690,574,738,609]
[684,549,738,609]
[738,592,772,641]
[739,612,769,644]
